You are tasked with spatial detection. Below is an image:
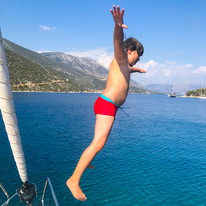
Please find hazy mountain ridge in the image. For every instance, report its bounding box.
[146,83,201,95]
[146,84,171,94]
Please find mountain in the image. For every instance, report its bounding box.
[4,39,87,78]
[146,83,201,95]
[4,39,107,92]
[5,48,79,92]
[174,83,201,95]
[146,84,171,94]
[3,38,150,93]
[42,52,108,78]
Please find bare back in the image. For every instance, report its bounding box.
[103,58,130,106]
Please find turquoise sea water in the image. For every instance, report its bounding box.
[0,93,206,206]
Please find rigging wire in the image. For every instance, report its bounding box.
[1,193,17,206]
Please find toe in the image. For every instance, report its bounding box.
[79,195,87,201]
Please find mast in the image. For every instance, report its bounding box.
[0,29,36,205]
[170,83,173,95]
[201,79,203,97]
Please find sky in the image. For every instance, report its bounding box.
[1,0,206,88]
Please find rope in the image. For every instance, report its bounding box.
[119,107,130,117]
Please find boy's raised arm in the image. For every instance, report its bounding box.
[111,5,128,65]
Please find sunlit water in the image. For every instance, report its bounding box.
[0,93,206,206]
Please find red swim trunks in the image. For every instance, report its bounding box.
[94,96,119,117]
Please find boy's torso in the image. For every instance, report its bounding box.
[103,58,130,106]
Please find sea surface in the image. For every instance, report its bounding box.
[0,93,206,206]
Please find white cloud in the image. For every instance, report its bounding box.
[192,66,206,74]
[134,60,206,85]
[66,48,113,69]
[39,25,56,31]
[163,69,172,77]
[37,50,52,53]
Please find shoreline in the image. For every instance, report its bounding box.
[12,91,155,95]
[12,90,103,94]
[181,95,201,98]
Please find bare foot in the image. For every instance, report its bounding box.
[87,163,94,169]
[66,178,87,201]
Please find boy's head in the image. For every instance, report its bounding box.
[123,37,144,66]
[123,37,144,56]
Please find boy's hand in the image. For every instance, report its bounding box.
[130,67,146,73]
[110,5,128,29]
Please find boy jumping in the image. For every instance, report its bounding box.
[67,5,145,201]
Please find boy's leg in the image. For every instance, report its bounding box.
[67,114,115,201]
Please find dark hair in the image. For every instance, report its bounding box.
[123,37,144,56]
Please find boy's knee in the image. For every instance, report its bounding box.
[91,140,106,153]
